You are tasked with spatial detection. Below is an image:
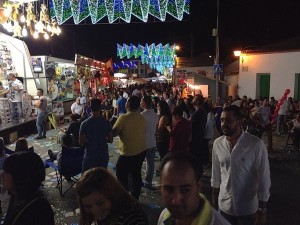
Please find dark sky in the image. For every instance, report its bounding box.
[15,0,300,62]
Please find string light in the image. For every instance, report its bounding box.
[33,31,39,39]
[20,14,26,23]
[44,32,50,40]
[21,26,27,37]
[50,0,190,25]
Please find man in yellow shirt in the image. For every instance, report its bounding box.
[113,95,146,199]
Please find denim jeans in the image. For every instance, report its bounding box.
[116,150,146,199]
[36,112,47,137]
[145,147,156,186]
[82,154,109,173]
[10,102,22,120]
[277,114,287,134]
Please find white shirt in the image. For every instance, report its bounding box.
[123,91,129,99]
[71,102,83,115]
[8,79,23,102]
[256,105,270,125]
[211,132,271,216]
[80,96,86,105]
[141,109,159,148]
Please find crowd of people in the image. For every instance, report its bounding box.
[3,80,300,225]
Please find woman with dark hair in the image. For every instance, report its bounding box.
[176,98,190,119]
[14,137,34,152]
[75,167,148,225]
[155,100,172,161]
[2,151,54,225]
[152,96,160,113]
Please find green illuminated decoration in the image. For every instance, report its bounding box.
[50,0,190,25]
[117,43,176,73]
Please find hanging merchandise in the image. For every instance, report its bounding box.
[1,1,62,39]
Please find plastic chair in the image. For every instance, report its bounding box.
[45,146,84,197]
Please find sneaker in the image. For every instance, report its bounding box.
[42,136,46,139]
[48,149,55,161]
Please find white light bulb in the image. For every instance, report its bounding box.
[20,15,26,23]
[44,33,49,40]
[33,32,39,39]
[34,22,39,30]
[6,23,13,33]
[22,27,27,37]
[46,24,52,32]
[2,22,8,29]
[4,8,12,17]
[56,26,61,34]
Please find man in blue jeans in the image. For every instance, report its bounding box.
[140,96,159,190]
[34,88,48,139]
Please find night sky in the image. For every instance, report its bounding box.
[7,0,300,62]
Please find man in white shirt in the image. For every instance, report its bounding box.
[7,73,23,121]
[158,152,231,225]
[211,105,271,225]
[277,98,289,134]
[71,97,84,118]
[140,96,158,189]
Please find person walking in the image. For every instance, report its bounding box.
[79,98,113,172]
[113,96,146,199]
[140,96,159,190]
[34,88,48,139]
[211,105,271,225]
[189,94,207,175]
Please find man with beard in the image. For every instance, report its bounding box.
[211,105,271,225]
[158,152,231,225]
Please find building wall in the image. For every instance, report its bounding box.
[238,51,300,100]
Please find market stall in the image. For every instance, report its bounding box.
[75,54,113,95]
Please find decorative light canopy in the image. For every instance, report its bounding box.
[117,43,176,73]
[49,0,190,25]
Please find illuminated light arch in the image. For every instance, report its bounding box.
[117,43,176,73]
[50,0,190,25]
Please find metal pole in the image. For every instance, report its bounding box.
[215,0,220,102]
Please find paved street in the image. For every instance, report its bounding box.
[1,126,300,225]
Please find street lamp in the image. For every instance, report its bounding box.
[234,50,241,57]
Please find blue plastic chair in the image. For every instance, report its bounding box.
[45,146,84,197]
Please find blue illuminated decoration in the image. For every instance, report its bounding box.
[113,60,138,69]
[50,0,190,25]
[117,43,176,73]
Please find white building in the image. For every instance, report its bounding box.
[237,50,300,100]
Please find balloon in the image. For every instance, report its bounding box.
[285,89,290,95]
